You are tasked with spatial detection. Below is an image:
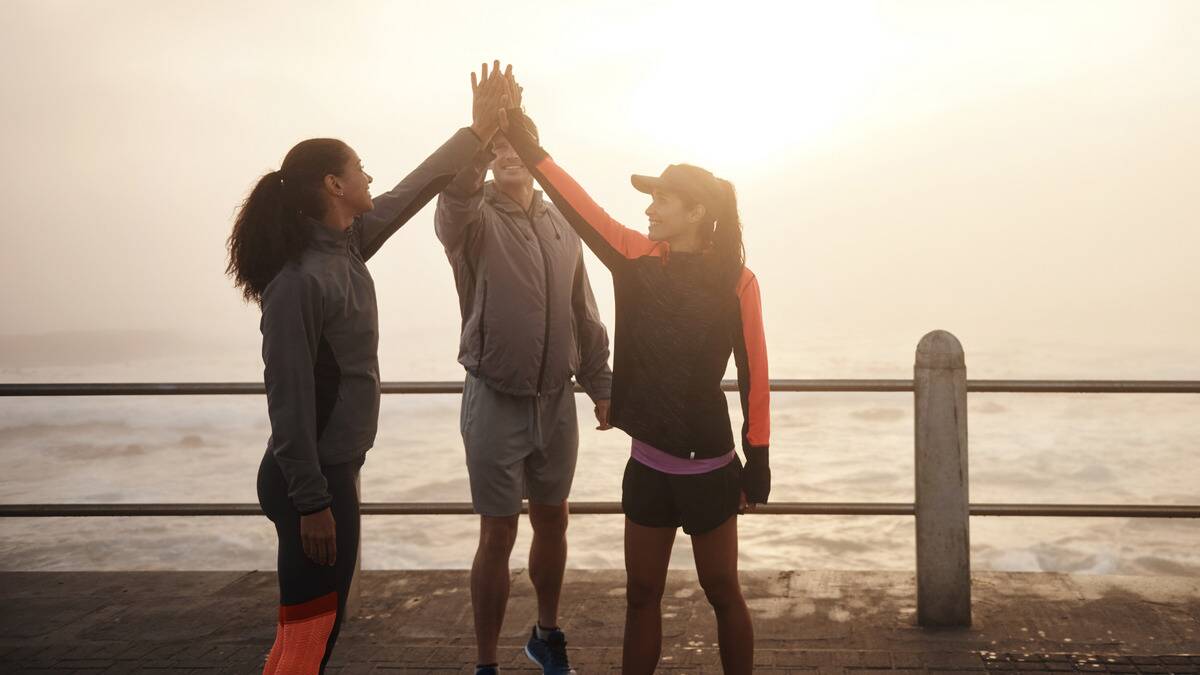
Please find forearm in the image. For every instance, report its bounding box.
[269,435,331,514]
[357,127,485,260]
[263,357,329,514]
[733,270,771,501]
[735,274,770,451]
[575,315,613,401]
[572,257,613,401]
[577,362,612,403]
[435,145,493,252]
[262,352,329,513]
[502,109,658,267]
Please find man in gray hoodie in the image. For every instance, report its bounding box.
[435,69,612,675]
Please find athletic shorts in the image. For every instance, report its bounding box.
[621,455,743,536]
[461,372,579,517]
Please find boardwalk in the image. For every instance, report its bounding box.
[2,569,1198,674]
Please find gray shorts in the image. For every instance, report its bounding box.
[461,373,579,517]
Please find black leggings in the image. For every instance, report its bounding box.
[256,451,362,674]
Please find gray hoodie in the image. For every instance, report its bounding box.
[261,128,483,514]
[435,149,612,402]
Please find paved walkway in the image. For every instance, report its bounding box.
[2,570,1198,673]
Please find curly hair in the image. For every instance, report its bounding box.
[226,138,352,304]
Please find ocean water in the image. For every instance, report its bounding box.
[1,342,1197,575]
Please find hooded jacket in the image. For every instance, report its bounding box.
[434,147,612,401]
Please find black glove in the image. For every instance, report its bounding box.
[741,446,771,504]
[500,108,544,158]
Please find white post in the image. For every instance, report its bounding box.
[346,473,363,618]
[914,330,971,627]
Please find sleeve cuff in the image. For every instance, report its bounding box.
[503,109,548,164]
[579,370,612,402]
[296,497,333,515]
[743,445,769,466]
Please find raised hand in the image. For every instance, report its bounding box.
[471,60,513,141]
[505,68,524,111]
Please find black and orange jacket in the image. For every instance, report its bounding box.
[502,112,770,476]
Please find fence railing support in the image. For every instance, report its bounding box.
[7,368,1200,628]
[346,474,363,618]
[914,330,972,627]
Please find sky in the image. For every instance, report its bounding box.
[1,0,1197,380]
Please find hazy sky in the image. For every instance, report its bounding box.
[1,0,1197,379]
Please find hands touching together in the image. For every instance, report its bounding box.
[469,60,522,142]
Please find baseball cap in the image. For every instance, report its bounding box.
[630,163,723,211]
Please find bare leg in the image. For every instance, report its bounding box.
[528,500,569,629]
[622,517,677,675]
[692,515,753,675]
[471,514,519,665]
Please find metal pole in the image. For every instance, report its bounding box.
[3,501,1199,518]
[345,474,363,619]
[914,330,972,627]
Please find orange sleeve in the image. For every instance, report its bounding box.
[501,107,664,269]
[733,268,770,450]
[531,156,664,268]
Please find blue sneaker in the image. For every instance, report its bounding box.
[524,625,576,675]
[474,666,499,675]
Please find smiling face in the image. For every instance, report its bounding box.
[333,149,374,215]
[490,134,533,191]
[645,188,706,242]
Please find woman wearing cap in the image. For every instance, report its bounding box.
[226,63,511,674]
[496,101,770,674]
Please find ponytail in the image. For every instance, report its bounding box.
[709,178,746,291]
[226,138,351,304]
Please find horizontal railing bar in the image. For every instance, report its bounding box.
[967,381,1200,394]
[0,381,910,396]
[1,502,1197,518]
[2,380,1199,397]
[968,504,1200,517]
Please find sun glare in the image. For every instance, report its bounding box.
[625,3,889,170]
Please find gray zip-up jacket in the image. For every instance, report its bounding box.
[435,149,612,401]
[261,127,483,514]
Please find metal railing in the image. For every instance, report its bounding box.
[2,377,1196,520]
[5,379,1198,397]
[3,501,1197,518]
[3,376,1197,521]
[3,330,1198,626]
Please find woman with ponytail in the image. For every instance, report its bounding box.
[228,62,512,674]
[493,90,770,674]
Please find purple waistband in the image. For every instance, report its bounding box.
[631,438,734,475]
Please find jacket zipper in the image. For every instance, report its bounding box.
[478,280,488,363]
[525,207,553,397]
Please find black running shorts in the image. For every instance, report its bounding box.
[621,456,742,536]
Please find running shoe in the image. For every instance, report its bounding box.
[524,625,576,675]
